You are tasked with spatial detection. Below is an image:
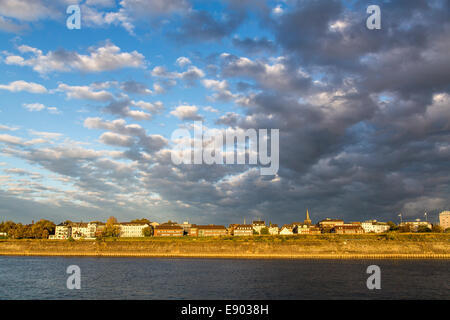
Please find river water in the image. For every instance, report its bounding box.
[0,256,448,299]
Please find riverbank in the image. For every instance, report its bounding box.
[1,234,449,259]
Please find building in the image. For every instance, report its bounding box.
[400,220,432,232]
[118,222,148,237]
[154,225,183,237]
[279,224,295,235]
[233,225,253,236]
[319,219,344,232]
[252,220,266,234]
[71,222,97,239]
[50,223,71,239]
[295,224,321,235]
[439,211,450,230]
[268,223,279,235]
[304,209,312,225]
[0,232,7,238]
[150,222,160,228]
[191,225,227,237]
[361,220,390,233]
[177,221,192,236]
[227,224,239,235]
[332,224,365,234]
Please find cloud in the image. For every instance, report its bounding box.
[0,125,19,131]
[84,117,168,155]
[120,80,152,95]
[0,15,27,33]
[22,103,45,111]
[0,80,47,93]
[151,65,205,85]
[170,105,203,121]
[99,132,134,147]
[4,42,145,74]
[175,56,191,67]
[0,134,23,145]
[170,9,246,42]
[56,83,114,101]
[232,37,276,54]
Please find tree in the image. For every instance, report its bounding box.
[432,225,443,233]
[387,221,398,231]
[102,216,121,237]
[131,218,151,225]
[417,225,432,233]
[260,227,270,235]
[445,228,450,233]
[399,225,412,233]
[253,229,259,235]
[31,219,56,239]
[142,226,153,237]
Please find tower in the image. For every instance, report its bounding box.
[304,209,312,226]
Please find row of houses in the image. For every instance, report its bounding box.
[50,221,151,240]
[49,210,409,240]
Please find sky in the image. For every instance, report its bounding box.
[0,0,449,225]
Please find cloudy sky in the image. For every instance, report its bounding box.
[0,0,449,225]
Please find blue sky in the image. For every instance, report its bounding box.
[0,0,449,225]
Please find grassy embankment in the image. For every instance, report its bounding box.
[0,233,449,259]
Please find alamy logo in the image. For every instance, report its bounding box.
[366,5,381,30]
[66,265,81,290]
[66,5,81,30]
[366,265,381,290]
[170,121,279,175]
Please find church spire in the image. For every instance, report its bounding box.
[304,209,312,225]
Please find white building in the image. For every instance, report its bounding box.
[50,224,71,239]
[268,224,279,235]
[361,220,390,233]
[71,222,97,239]
[439,211,450,230]
[400,220,432,232]
[118,222,149,237]
[279,225,294,235]
[252,220,266,234]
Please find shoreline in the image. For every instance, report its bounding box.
[1,252,450,259]
[1,235,449,260]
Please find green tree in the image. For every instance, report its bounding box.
[432,225,443,233]
[260,227,269,235]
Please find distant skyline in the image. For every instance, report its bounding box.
[0,0,449,225]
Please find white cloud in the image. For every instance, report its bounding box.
[0,0,54,22]
[22,103,60,114]
[0,134,23,145]
[5,42,145,74]
[0,124,19,131]
[203,106,219,113]
[170,105,203,121]
[23,103,46,111]
[0,80,47,93]
[56,83,114,101]
[176,56,191,67]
